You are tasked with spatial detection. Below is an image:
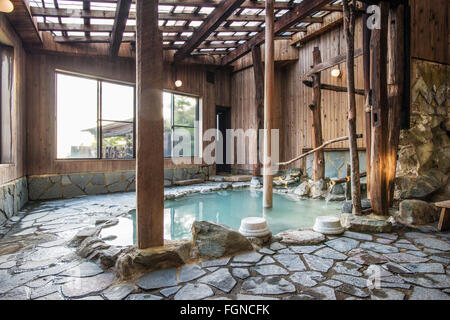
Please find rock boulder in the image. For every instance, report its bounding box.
[273,229,325,245]
[430,179,450,202]
[396,199,440,225]
[340,214,392,233]
[191,221,253,259]
[293,181,310,197]
[394,169,446,200]
[342,199,371,214]
[115,239,192,280]
[310,180,328,199]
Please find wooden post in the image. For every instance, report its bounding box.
[346,164,352,201]
[362,2,372,197]
[387,4,405,207]
[252,45,264,177]
[310,47,325,181]
[370,1,389,216]
[136,0,164,248]
[263,0,274,208]
[343,0,361,215]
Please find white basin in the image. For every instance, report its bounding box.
[312,216,344,235]
[239,217,271,237]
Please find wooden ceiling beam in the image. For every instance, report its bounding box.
[290,18,343,46]
[52,0,67,37]
[174,0,246,58]
[83,0,90,37]
[61,0,343,11]
[54,33,291,44]
[31,7,277,22]
[36,22,269,33]
[7,0,42,44]
[59,0,296,9]
[110,0,132,56]
[32,7,324,24]
[37,22,132,32]
[54,36,135,43]
[221,0,332,65]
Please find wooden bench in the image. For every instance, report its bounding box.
[435,200,450,231]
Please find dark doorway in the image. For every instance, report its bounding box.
[215,106,231,173]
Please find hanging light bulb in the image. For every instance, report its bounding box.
[0,0,14,13]
[331,68,342,78]
[174,80,183,88]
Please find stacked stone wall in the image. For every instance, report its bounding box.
[27,166,213,201]
[0,177,28,226]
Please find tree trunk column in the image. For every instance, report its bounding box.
[310,47,325,182]
[252,45,264,177]
[387,4,405,206]
[370,1,389,216]
[136,0,164,248]
[362,3,372,198]
[343,0,362,215]
[263,0,274,208]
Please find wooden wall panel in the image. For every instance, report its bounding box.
[231,39,299,72]
[230,66,283,172]
[410,0,448,64]
[26,53,231,176]
[0,15,26,185]
[230,17,366,172]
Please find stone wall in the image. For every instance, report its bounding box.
[28,166,213,201]
[0,177,28,226]
[305,151,367,179]
[394,59,449,203]
[231,151,366,180]
[397,59,449,176]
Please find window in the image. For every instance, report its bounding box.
[0,44,14,164]
[56,72,135,159]
[163,91,200,158]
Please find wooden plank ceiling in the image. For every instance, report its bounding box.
[18,0,343,63]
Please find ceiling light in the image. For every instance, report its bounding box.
[174,80,183,88]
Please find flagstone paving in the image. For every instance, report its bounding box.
[0,191,449,300]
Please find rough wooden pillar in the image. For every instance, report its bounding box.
[346,164,352,200]
[263,0,274,208]
[369,1,389,216]
[343,0,362,215]
[387,4,405,207]
[362,2,372,197]
[252,45,264,177]
[136,0,164,248]
[309,47,325,182]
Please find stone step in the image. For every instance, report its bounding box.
[209,175,252,182]
[174,178,205,186]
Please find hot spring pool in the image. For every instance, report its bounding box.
[101,189,342,246]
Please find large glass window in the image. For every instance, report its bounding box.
[57,72,135,159]
[163,91,200,158]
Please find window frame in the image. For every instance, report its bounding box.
[163,89,200,158]
[0,44,14,165]
[55,70,136,160]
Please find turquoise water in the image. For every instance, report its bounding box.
[101,190,341,246]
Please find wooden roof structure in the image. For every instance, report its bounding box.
[12,0,349,64]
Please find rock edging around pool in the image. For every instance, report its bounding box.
[70,219,375,281]
[68,220,258,280]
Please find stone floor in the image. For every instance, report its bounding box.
[0,184,449,300]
